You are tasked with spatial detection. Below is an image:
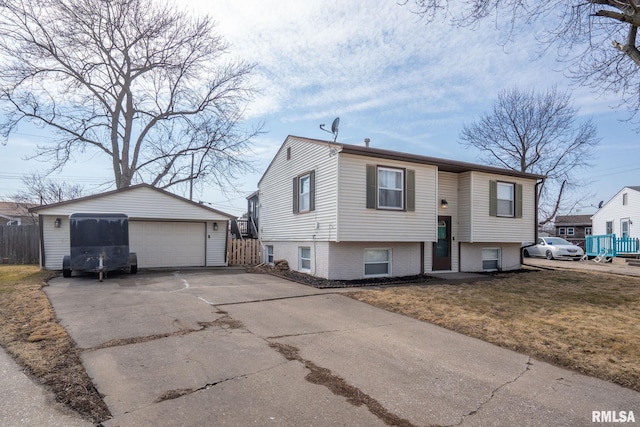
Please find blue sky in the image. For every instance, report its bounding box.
[1,0,638,217]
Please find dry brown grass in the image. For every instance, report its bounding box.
[0,265,110,423]
[348,269,640,392]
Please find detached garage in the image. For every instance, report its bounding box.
[30,184,235,270]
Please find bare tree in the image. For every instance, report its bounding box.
[459,87,600,224]
[400,1,640,121]
[13,173,85,206]
[0,0,260,191]
[11,173,85,224]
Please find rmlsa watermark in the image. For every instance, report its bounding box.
[592,410,635,423]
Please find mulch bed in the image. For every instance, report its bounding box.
[248,264,432,288]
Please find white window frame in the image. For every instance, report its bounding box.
[377,167,404,210]
[623,193,628,206]
[364,248,392,277]
[298,246,311,272]
[606,221,613,235]
[567,227,575,236]
[482,248,501,272]
[585,227,592,236]
[266,245,274,264]
[496,182,515,217]
[558,227,566,236]
[621,219,630,239]
[298,174,311,213]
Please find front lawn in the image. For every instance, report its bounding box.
[348,269,640,392]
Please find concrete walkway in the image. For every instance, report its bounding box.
[0,347,91,427]
[34,269,640,426]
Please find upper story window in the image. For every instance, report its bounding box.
[366,164,415,211]
[585,227,592,236]
[293,171,315,214]
[489,180,522,218]
[378,167,404,209]
[567,227,575,236]
[623,193,628,205]
[558,227,566,236]
[497,182,515,217]
[299,174,311,212]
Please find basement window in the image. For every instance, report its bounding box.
[482,248,501,272]
[299,247,311,272]
[364,248,391,277]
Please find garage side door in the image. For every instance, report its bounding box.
[129,221,206,268]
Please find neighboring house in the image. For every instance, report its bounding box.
[591,186,640,241]
[0,201,36,225]
[554,215,592,248]
[255,135,543,280]
[29,184,234,271]
[229,191,259,239]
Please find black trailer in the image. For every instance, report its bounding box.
[62,213,137,281]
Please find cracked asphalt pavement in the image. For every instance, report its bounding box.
[45,269,640,426]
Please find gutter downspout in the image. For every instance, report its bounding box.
[535,178,544,243]
[522,179,544,265]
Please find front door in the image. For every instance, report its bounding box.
[433,216,451,271]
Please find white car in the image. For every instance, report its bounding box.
[523,237,584,260]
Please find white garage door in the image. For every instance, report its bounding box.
[129,221,206,268]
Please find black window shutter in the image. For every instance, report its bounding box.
[309,170,316,211]
[406,169,415,211]
[293,176,299,214]
[489,180,497,217]
[515,183,523,218]
[366,164,376,209]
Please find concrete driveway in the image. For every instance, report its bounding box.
[45,269,640,426]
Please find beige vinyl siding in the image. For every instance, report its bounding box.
[206,221,229,266]
[41,215,70,270]
[259,137,339,242]
[465,172,536,243]
[438,172,459,272]
[33,186,231,221]
[457,172,472,241]
[336,154,437,242]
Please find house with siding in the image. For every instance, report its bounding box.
[254,135,543,280]
[554,214,592,248]
[591,186,640,241]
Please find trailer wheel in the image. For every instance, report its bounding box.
[62,256,72,278]
[129,253,138,274]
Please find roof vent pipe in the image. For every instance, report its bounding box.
[364,138,370,147]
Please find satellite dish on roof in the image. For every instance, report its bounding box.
[331,117,340,134]
[319,117,340,143]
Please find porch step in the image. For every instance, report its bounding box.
[625,259,640,268]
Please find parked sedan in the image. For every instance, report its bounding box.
[523,237,585,260]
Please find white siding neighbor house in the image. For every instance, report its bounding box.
[256,135,543,280]
[591,186,640,240]
[30,184,234,271]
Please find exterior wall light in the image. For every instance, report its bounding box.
[54,218,61,228]
[213,222,218,231]
[440,199,448,208]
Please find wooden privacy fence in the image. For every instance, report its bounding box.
[227,238,261,266]
[0,225,39,264]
